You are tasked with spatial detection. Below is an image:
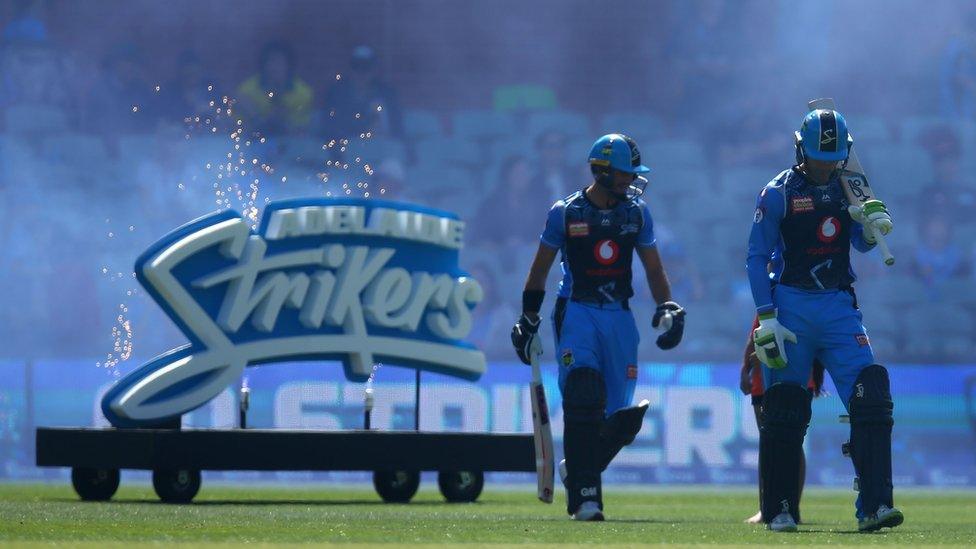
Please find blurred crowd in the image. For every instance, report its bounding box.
[2,0,976,365]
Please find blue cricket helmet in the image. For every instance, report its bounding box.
[588,134,650,174]
[795,109,854,162]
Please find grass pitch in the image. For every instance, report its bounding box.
[1,483,974,547]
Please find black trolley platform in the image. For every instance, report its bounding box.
[37,427,535,504]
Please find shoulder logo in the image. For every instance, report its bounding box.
[753,208,764,223]
[101,199,484,427]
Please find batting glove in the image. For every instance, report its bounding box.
[848,199,892,243]
[653,301,685,350]
[753,311,797,369]
[511,313,541,365]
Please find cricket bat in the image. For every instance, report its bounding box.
[529,337,554,504]
[807,98,895,266]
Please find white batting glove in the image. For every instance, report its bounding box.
[752,311,797,370]
[848,199,892,243]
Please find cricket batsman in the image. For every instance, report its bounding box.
[511,134,685,521]
[747,109,902,532]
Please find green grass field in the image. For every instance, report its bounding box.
[1,483,974,547]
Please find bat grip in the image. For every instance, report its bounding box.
[869,225,895,266]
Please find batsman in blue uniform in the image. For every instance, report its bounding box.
[512,134,685,521]
[747,109,903,532]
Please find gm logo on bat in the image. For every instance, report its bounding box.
[102,198,485,427]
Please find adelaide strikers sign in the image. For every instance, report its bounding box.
[102,198,485,427]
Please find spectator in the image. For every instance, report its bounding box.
[708,94,788,173]
[666,0,740,127]
[911,217,968,297]
[533,129,577,201]
[916,126,976,221]
[469,155,552,248]
[85,42,163,133]
[323,45,403,142]
[939,12,976,119]
[163,50,217,123]
[2,0,48,44]
[0,32,71,112]
[236,41,313,136]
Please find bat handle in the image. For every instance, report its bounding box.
[529,336,543,382]
[870,226,895,266]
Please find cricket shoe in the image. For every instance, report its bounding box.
[858,505,904,532]
[766,512,797,532]
[744,510,763,524]
[572,501,604,521]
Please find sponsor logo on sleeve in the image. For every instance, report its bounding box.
[753,208,764,223]
[855,334,870,347]
[627,364,638,379]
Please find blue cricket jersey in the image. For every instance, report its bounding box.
[747,168,875,314]
[541,190,656,304]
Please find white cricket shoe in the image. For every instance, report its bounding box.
[744,510,763,524]
[858,505,904,532]
[572,501,604,521]
[767,512,797,532]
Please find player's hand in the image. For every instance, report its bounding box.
[653,301,685,350]
[848,199,892,242]
[753,311,796,369]
[511,313,541,365]
[739,352,760,395]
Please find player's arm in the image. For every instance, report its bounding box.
[746,186,785,314]
[511,203,564,364]
[636,204,684,350]
[849,220,876,253]
[747,184,796,369]
[522,243,558,302]
[636,246,672,304]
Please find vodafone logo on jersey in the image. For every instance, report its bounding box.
[817,216,840,243]
[594,239,620,265]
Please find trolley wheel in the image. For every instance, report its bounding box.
[71,467,120,501]
[372,470,420,503]
[152,469,201,503]
[437,470,484,503]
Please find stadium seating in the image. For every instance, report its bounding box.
[525,111,590,142]
[345,137,408,165]
[4,104,68,134]
[413,136,482,168]
[641,139,706,169]
[42,134,109,167]
[403,110,443,139]
[452,110,518,142]
[597,112,666,143]
[858,144,932,197]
